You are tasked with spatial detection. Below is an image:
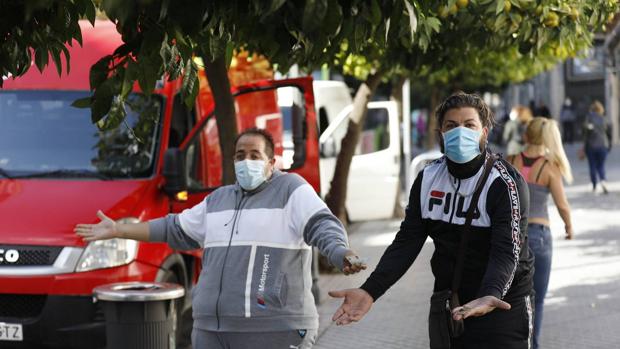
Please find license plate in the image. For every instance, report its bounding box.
[0,323,23,341]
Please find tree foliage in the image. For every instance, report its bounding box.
[2,1,414,127]
[1,0,96,82]
[340,0,618,88]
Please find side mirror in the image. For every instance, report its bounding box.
[320,138,337,158]
[163,148,188,196]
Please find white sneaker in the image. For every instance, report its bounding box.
[600,181,609,194]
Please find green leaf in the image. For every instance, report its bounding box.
[71,96,93,108]
[370,0,382,26]
[51,48,63,76]
[303,0,328,31]
[34,48,49,72]
[323,0,343,35]
[267,0,287,16]
[61,45,71,75]
[90,55,112,91]
[182,59,199,107]
[91,94,114,124]
[495,0,504,14]
[84,0,96,25]
[224,43,234,69]
[426,17,441,33]
[121,64,136,96]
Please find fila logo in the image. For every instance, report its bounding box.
[428,190,480,219]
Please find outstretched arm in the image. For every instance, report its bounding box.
[548,168,573,239]
[328,172,428,326]
[358,172,428,301]
[329,288,374,325]
[76,200,205,250]
[286,177,365,274]
[75,210,150,242]
[451,295,511,320]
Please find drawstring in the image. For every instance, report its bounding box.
[224,190,242,227]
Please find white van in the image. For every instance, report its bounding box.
[313,80,354,135]
[314,81,400,221]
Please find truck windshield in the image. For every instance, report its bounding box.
[0,91,162,179]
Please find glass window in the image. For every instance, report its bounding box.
[0,91,162,178]
[322,107,390,157]
[359,107,390,154]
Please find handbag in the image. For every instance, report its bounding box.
[428,153,496,349]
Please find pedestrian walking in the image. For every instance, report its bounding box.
[417,109,427,148]
[581,101,612,194]
[329,92,533,349]
[75,128,366,349]
[535,102,551,119]
[560,98,577,143]
[507,117,574,349]
[503,105,533,156]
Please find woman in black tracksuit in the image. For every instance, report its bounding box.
[330,92,534,349]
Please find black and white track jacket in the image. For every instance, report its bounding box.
[361,152,533,304]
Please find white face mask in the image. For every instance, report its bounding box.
[234,159,267,191]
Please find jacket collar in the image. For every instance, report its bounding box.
[446,151,487,180]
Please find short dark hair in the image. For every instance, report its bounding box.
[234,127,275,159]
[435,92,495,129]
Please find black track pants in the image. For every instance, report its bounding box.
[451,295,533,349]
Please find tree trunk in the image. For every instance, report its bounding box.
[203,55,237,185]
[325,72,383,223]
[425,86,440,150]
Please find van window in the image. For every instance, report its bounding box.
[359,108,390,154]
[170,95,205,190]
[322,107,390,157]
[0,91,162,178]
[318,107,329,136]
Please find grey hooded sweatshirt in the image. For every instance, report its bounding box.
[149,170,349,332]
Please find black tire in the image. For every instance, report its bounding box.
[161,270,192,349]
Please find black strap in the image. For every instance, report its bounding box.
[507,154,516,165]
[451,153,497,294]
[535,160,548,183]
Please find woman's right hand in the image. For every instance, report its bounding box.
[565,225,573,240]
[74,210,119,242]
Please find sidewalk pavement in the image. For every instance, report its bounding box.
[314,143,620,349]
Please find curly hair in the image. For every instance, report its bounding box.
[435,92,495,129]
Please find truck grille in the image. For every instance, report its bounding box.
[0,245,62,266]
[0,294,47,318]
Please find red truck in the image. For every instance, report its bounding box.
[0,21,320,348]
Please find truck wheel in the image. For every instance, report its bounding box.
[161,270,192,349]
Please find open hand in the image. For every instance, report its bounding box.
[329,288,373,325]
[343,250,367,275]
[74,210,118,242]
[451,295,511,321]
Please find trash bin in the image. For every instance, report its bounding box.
[93,282,185,349]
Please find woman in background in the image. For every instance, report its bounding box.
[582,100,612,194]
[503,105,533,156]
[508,117,574,349]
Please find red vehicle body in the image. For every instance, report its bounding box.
[0,21,319,348]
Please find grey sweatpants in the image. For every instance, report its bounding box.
[191,328,317,349]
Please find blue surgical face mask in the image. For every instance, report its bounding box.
[234,159,267,191]
[442,126,482,164]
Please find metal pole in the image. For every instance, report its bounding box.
[402,79,412,188]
